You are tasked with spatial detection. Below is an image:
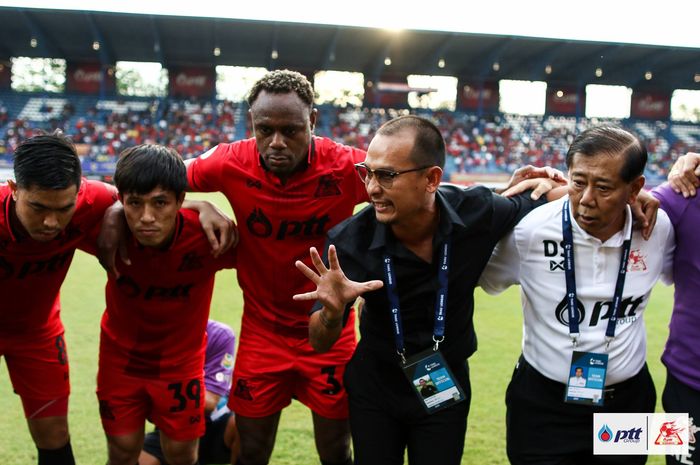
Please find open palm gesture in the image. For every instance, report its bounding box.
[294,245,384,315]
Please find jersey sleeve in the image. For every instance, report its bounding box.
[350,147,369,204]
[77,180,119,256]
[204,324,236,397]
[652,183,690,228]
[186,144,229,193]
[478,229,522,295]
[214,245,237,271]
[659,212,676,286]
[490,191,545,241]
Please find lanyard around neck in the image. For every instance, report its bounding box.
[561,200,632,348]
[383,240,451,364]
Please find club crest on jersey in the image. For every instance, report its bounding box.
[627,249,647,272]
[314,174,342,198]
[177,252,205,272]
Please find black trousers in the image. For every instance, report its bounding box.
[344,345,471,465]
[663,370,700,465]
[506,356,656,465]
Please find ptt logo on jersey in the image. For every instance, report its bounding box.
[314,174,342,197]
[177,252,205,272]
[0,251,73,280]
[627,249,647,272]
[555,295,645,327]
[246,207,330,240]
[116,276,194,300]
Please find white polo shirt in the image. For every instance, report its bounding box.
[479,196,675,385]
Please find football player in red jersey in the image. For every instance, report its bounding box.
[0,132,117,465]
[184,70,367,465]
[1,133,234,465]
[90,145,236,465]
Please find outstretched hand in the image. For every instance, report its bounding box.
[293,245,384,315]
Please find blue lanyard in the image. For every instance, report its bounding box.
[383,240,451,364]
[561,200,631,348]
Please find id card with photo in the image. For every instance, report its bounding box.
[564,351,608,406]
[401,349,465,414]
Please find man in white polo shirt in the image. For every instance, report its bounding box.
[479,125,675,465]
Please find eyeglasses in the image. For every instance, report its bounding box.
[354,163,432,188]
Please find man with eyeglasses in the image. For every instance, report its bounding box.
[293,115,567,465]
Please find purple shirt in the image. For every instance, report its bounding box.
[653,184,700,391]
[204,320,236,397]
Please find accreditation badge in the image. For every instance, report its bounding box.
[564,351,608,406]
[401,348,466,414]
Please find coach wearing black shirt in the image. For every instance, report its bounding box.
[293,115,550,465]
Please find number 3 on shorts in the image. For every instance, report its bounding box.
[321,366,342,395]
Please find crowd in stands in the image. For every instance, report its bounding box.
[1,95,699,183]
[1,98,239,160]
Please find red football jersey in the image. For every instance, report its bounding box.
[0,179,117,340]
[187,137,367,332]
[98,209,236,379]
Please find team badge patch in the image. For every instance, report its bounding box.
[314,174,342,197]
[627,249,647,272]
[177,252,205,272]
[233,379,254,400]
[221,353,234,370]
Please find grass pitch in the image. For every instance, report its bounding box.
[0,193,672,464]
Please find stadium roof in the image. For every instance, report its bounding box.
[1,7,698,92]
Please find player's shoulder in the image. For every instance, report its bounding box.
[436,183,502,230]
[200,139,258,164]
[176,208,210,245]
[0,185,10,233]
[313,136,365,168]
[77,178,118,206]
[514,195,564,231]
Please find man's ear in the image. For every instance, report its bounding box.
[425,166,443,193]
[628,175,646,204]
[309,108,318,132]
[176,191,186,207]
[7,179,17,200]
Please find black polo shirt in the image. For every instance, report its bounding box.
[322,184,544,367]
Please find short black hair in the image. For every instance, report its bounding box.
[376,115,446,168]
[247,69,314,108]
[114,144,187,196]
[566,126,647,183]
[13,131,81,190]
